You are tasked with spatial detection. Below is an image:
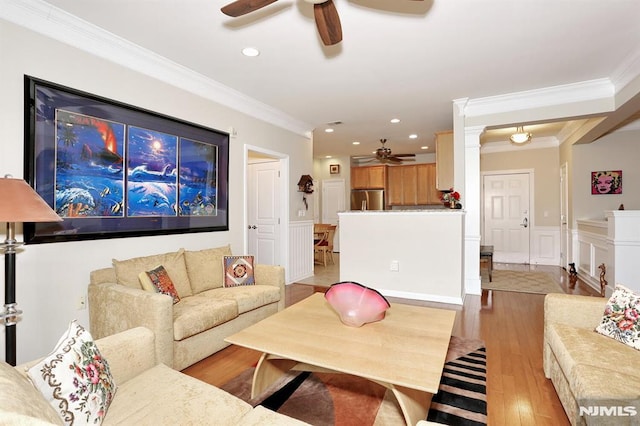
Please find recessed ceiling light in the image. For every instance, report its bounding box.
[352,141,360,145]
[390,118,400,124]
[241,47,260,57]
[421,146,429,150]
[325,155,332,158]
[325,128,334,133]
[409,134,418,139]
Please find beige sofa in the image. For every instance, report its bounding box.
[89,246,285,370]
[0,327,307,425]
[543,293,640,425]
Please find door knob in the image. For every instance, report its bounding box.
[521,218,528,228]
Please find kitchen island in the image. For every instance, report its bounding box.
[338,210,465,304]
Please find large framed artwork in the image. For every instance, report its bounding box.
[24,76,229,244]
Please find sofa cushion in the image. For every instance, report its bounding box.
[144,265,180,304]
[184,245,232,293]
[113,249,193,298]
[103,364,252,424]
[27,321,117,425]
[199,285,281,314]
[571,363,640,401]
[223,255,255,287]
[595,284,640,350]
[173,296,239,341]
[241,405,310,425]
[548,322,640,392]
[0,361,63,425]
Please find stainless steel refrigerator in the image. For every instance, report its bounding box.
[350,189,385,211]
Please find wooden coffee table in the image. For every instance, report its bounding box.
[225,293,456,425]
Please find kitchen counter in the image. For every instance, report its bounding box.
[338,210,465,304]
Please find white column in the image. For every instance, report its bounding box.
[463,125,485,295]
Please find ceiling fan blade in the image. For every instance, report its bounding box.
[221,0,278,17]
[314,0,342,46]
[387,157,404,163]
[393,154,416,157]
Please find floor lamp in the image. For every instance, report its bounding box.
[0,176,61,366]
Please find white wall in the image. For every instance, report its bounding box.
[0,20,312,363]
[339,211,464,305]
[572,127,640,221]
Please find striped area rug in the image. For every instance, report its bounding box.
[427,344,487,425]
[221,336,487,425]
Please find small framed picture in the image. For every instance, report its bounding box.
[329,164,340,174]
[591,170,622,194]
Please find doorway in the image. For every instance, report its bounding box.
[321,179,346,252]
[482,171,532,263]
[245,146,289,269]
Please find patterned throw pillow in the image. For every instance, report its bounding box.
[27,320,117,425]
[145,265,180,304]
[595,284,640,350]
[223,255,255,287]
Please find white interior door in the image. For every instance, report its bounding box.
[483,173,531,263]
[248,161,280,265]
[322,179,346,252]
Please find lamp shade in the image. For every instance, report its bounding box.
[509,126,532,144]
[0,177,62,223]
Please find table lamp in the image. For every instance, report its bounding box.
[0,176,62,365]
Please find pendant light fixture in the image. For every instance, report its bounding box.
[510,126,532,144]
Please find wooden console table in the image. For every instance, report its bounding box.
[480,245,493,282]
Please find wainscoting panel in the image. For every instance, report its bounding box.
[530,226,560,266]
[288,220,314,283]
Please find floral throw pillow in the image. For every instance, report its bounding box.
[595,284,640,350]
[27,320,117,425]
[223,255,255,287]
[146,264,181,304]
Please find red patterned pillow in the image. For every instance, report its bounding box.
[146,265,180,304]
[223,255,255,287]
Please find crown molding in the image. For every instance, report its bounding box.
[0,0,313,138]
[610,46,640,93]
[480,136,559,154]
[464,79,614,118]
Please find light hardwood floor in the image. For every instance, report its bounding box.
[183,256,600,425]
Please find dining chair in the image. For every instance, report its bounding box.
[314,224,336,266]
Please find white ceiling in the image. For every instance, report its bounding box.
[32,0,640,158]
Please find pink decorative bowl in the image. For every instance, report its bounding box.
[324,281,390,327]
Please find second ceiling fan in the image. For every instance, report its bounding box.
[221,0,423,46]
[352,139,416,164]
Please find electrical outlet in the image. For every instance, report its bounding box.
[390,260,399,272]
[77,295,86,310]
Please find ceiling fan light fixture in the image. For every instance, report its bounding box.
[510,126,532,144]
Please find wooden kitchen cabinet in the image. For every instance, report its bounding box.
[388,163,440,205]
[435,130,454,191]
[351,165,386,189]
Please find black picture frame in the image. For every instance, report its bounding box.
[24,76,229,244]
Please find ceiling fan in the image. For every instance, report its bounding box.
[352,139,416,164]
[220,0,423,46]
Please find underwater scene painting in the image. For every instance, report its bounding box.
[127,126,178,217]
[26,77,229,243]
[55,110,125,218]
[179,138,218,216]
